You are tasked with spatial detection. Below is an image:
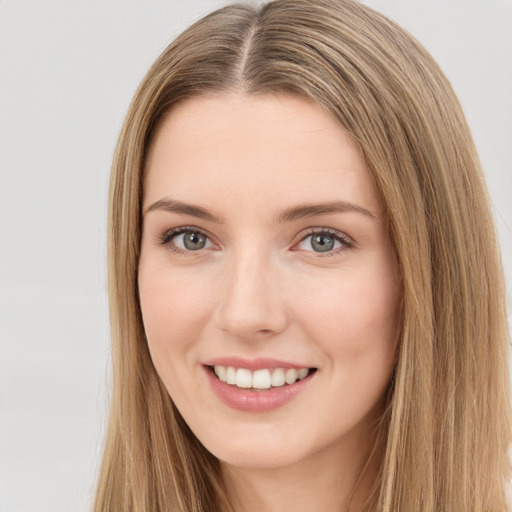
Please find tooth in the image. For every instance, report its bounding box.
[214,365,227,382]
[218,366,308,388]
[236,368,252,388]
[252,369,272,389]
[226,366,236,385]
[285,368,298,384]
[271,368,285,387]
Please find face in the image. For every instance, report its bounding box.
[138,93,400,471]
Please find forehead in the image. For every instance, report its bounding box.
[143,92,381,217]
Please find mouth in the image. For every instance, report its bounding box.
[207,364,317,391]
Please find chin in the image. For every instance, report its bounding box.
[192,426,300,470]
[215,447,302,471]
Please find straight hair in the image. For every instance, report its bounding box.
[94,1,511,510]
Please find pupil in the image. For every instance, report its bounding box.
[184,232,206,250]
[311,234,334,252]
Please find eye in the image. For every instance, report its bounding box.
[159,227,213,252]
[297,229,353,254]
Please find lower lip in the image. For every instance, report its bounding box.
[203,366,315,412]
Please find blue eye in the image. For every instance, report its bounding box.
[159,228,213,252]
[298,230,352,254]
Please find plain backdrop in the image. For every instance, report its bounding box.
[0,1,511,511]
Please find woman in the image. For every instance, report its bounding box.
[93,0,511,510]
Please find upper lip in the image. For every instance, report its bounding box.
[203,357,316,371]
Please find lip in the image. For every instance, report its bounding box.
[202,363,316,412]
[203,356,313,371]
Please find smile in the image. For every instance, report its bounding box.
[211,365,316,390]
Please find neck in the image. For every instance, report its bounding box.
[220,425,383,512]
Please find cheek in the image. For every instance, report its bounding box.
[292,263,399,372]
[137,258,215,366]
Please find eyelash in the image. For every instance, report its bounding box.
[297,228,355,256]
[157,226,212,255]
[157,226,355,256]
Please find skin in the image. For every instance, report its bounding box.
[138,93,400,512]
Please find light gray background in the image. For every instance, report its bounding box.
[0,1,510,511]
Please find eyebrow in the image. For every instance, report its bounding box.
[143,198,376,223]
[274,200,377,223]
[143,198,225,223]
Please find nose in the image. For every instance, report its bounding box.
[213,250,289,339]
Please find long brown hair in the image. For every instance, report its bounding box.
[94,1,511,510]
